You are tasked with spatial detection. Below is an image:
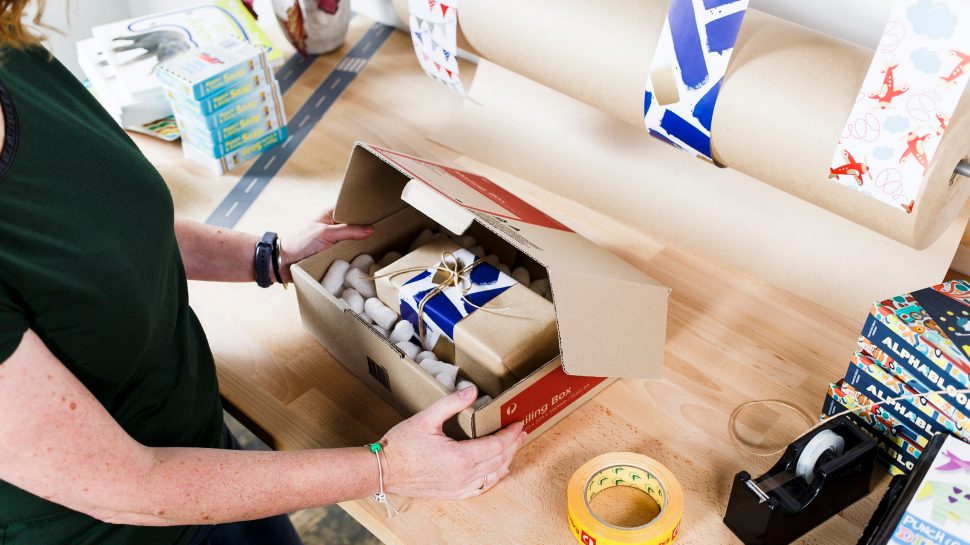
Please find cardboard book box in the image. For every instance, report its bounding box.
[292,143,670,439]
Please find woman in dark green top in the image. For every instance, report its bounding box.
[0,4,526,545]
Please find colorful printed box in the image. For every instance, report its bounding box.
[845,351,964,443]
[183,126,287,175]
[878,281,970,373]
[863,311,970,423]
[157,38,271,101]
[822,282,970,478]
[859,336,970,438]
[165,70,272,117]
[175,101,284,145]
[178,113,284,158]
[875,301,970,389]
[171,82,284,130]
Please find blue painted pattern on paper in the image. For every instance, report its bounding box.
[644,0,749,160]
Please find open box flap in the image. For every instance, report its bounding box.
[548,265,668,379]
[346,142,671,380]
[332,144,412,225]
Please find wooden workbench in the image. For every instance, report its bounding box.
[136,16,906,545]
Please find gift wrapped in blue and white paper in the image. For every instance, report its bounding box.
[398,247,515,348]
[376,236,559,397]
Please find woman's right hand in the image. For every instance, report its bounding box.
[380,386,527,500]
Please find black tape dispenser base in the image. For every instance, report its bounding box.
[723,414,878,545]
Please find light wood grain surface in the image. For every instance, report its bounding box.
[134,16,927,545]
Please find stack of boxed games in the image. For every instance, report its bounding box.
[157,38,287,175]
[821,280,970,475]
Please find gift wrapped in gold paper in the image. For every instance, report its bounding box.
[375,236,559,397]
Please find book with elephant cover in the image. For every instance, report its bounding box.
[91,0,281,102]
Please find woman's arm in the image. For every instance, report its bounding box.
[0,331,525,526]
[174,210,372,283]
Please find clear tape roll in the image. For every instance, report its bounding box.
[794,429,845,483]
[567,452,684,545]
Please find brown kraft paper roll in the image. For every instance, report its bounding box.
[434,0,970,249]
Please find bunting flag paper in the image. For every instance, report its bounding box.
[829,0,970,214]
[408,0,464,94]
[643,0,749,162]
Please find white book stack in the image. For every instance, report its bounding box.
[74,0,282,141]
[76,38,177,140]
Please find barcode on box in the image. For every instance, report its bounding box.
[367,357,391,392]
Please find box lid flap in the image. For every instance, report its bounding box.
[346,143,670,380]
[400,179,478,235]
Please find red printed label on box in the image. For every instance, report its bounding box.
[370,145,571,232]
[501,365,607,433]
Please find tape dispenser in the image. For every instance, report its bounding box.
[723,414,878,545]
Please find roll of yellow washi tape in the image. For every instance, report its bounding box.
[567,452,684,545]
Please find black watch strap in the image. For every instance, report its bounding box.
[254,232,277,288]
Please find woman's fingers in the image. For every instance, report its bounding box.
[318,208,337,225]
[465,422,524,461]
[473,429,527,473]
[321,224,374,244]
[455,428,525,498]
[456,468,511,499]
[415,386,478,433]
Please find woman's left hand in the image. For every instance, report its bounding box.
[279,209,373,283]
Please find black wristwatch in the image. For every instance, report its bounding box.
[254,232,285,288]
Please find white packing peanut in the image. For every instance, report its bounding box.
[364,298,397,330]
[377,251,402,268]
[395,341,420,360]
[321,260,350,295]
[358,311,374,325]
[473,395,493,410]
[511,267,531,286]
[419,358,449,375]
[468,245,485,258]
[457,235,477,249]
[530,278,551,299]
[415,351,437,364]
[497,264,511,276]
[435,368,458,391]
[456,380,476,391]
[484,254,500,267]
[409,228,435,251]
[368,263,379,276]
[389,320,416,344]
[345,268,376,298]
[350,254,374,271]
[373,326,389,337]
[340,288,365,313]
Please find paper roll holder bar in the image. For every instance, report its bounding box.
[955,160,970,178]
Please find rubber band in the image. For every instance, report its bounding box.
[731,388,970,459]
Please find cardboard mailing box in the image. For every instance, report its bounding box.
[292,143,670,439]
